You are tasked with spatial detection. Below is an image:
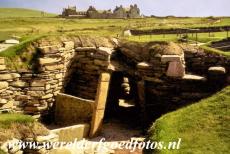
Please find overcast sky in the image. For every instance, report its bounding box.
[0,0,230,17]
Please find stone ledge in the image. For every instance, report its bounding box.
[51,124,90,142]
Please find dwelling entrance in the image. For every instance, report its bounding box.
[100,72,142,140]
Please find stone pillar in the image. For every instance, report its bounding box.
[90,73,110,137]
[137,80,148,128]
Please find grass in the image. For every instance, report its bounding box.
[0,113,34,129]
[147,86,230,154]
[127,32,228,43]
[0,114,49,144]
[201,44,230,57]
[0,8,56,18]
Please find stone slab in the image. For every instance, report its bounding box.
[161,55,181,63]
[51,124,90,142]
[166,61,185,78]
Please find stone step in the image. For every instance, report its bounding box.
[182,74,207,82]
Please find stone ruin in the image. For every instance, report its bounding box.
[62,4,141,19]
[0,36,229,137]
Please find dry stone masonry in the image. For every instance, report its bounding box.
[0,36,229,128]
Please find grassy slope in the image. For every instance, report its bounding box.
[0,8,55,18]
[148,86,230,154]
[0,114,49,144]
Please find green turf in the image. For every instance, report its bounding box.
[0,113,34,129]
[147,86,230,154]
[0,8,56,18]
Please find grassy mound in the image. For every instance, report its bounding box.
[0,114,49,143]
[147,86,230,154]
[0,8,55,18]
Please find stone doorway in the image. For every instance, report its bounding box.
[102,72,143,139]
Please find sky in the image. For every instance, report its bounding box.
[0,0,230,17]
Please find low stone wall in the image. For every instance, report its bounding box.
[0,36,229,125]
[55,93,94,126]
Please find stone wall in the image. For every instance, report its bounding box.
[0,37,229,125]
[0,36,117,119]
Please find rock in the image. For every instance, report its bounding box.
[94,59,109,67]
[137,62,152,69]
[161,55,182,63]
[27,91,45,97]
[0,65,6,71]
[31,80,46,87]
[0,58,5,65]
[0,138,20,153]
[0,81,9,90]
[45,64,64,71]
[183,74,207,81]
[0,99,7,105]
[0,73,20,80]
[11,80,29,88]
[166,61,185,78]
[15,95,31,101]
[39,58,61,65]
[41,94,53,99]
[123,30,132,36]
[208,67,226,74]
[36,133,59,142]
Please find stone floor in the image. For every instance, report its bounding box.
[50,119,144,154]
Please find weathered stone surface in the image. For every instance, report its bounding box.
[39,58,61,65]
[31,80,46,87]
[166,61,185,78]
[94,59,109,67]
[0,65,6,71]
[27,91,45,97]
[183,74,207,81]
[45,64,64,71]
[36,133,59,142]
[0,58,5,65]
[0,98,7,105]
[55,93,94,125]
[161,55,181,63]
[41,94,53,99]
[0,73,20,80]
[137,62,152,69]
[208,67,226,74]
[11,80,29,88]
[51,124,90,142]
[0,81,8,90]
[15,95,31,101]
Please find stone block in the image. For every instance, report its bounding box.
[0,58,5,65]
[41,94,53,99]
[166,61,185,78]
[0,65,6,71]
[137,62,152,69]
[45,64,64,71]
[0,73,20,80]
[208,67,226,75]
[0,81,8,90]
[90,109,105,137]
[27,91,45,97]
[10,80,29,88]
[31,80,46,87]
[39,58,61,65]
[51,124,90,142]
[161,55,181,63]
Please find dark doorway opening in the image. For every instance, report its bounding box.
[103,71,142,137]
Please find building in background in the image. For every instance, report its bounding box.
[62,4,141,18]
